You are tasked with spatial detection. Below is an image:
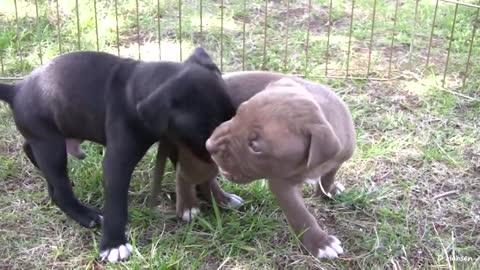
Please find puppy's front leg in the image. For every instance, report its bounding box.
[175,164,200,222]
[149,140,178,207]
[268,179,344,259]
[149,142,169,206]
[100,133,151,263]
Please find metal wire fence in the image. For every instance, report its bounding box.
[0,0,478,88]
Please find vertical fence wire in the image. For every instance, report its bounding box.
[75,0,81,50]
[426,0,439,69]
[220,0,224,71]
[304,0,311,76]
[346,0,355,78]
[366,0,377,78]
[262,0,268,69]
[34,0,43,64]
[157,0,162,60]
[409,0,420,64]
[114,0,120,56]
[325,0,333,76]
[388,0,400,78]
[56,0,62,53]
[283,0,289,71]
[93,0,100,51]
[462,6,479,87]
[179,0,183,61]
[200,0,203,43]
[242,0,246,71]
[0,54,3,74]
[2,0,478,83]
[14,0,23,72]
[135,0,141,59]
[442,3,459,87]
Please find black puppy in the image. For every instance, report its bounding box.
[0,48,237,262]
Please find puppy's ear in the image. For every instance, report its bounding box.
[185,47,221,74]
[306,124,341,169]
[136,87,171,135]
[247,131,266,154]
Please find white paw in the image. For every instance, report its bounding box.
[305,178,319,185]
[225,194,244,209]
[318,236,343,259]
[88,214,103,228]
[100,243,133,262]
[335,183,345,194]
[181,207,200,222]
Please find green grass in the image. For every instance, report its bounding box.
[1,0,480,269]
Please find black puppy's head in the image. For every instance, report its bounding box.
[137,48,235,162]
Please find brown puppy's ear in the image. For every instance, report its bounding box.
[247,131,267,155]
[185,47,221,75]
[306,124,341,169]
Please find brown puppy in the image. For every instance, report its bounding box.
[151,72,347,200]
[205,74,356,258]
[150,71,355,257]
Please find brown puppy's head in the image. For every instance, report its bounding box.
[206,78,341,183]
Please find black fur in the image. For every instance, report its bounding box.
[0,48,235,258]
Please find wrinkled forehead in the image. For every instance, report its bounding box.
[239,88,317,122]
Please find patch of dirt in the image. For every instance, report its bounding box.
[233,13,251,24]
[233,3,349,34]
[119,28,156,47]
[464,147,480,174]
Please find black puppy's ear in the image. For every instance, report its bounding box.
[185,47,221,74]
[137,88,171,135]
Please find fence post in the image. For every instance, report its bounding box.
[346,0,355,78]
[75,0,81,50]
[14,0,23,71]
[325,0,333,77]
[442,3,459,87]
[262,0,268,70]
[388,0,401,79]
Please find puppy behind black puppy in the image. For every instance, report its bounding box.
[0,48,238,262]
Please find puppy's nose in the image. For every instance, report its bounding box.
[205,138,216,154]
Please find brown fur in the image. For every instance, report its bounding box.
[151,71,356,258]
[150,138,241,219]
[206,73,356,258]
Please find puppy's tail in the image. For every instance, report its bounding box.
[0,83,16,105]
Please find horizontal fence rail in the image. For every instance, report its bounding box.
[0,0,478,88]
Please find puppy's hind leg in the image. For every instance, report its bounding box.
[197,178,243,209]
[315,167,345,199]
[29,136,102,228]
[23,142,38,168]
